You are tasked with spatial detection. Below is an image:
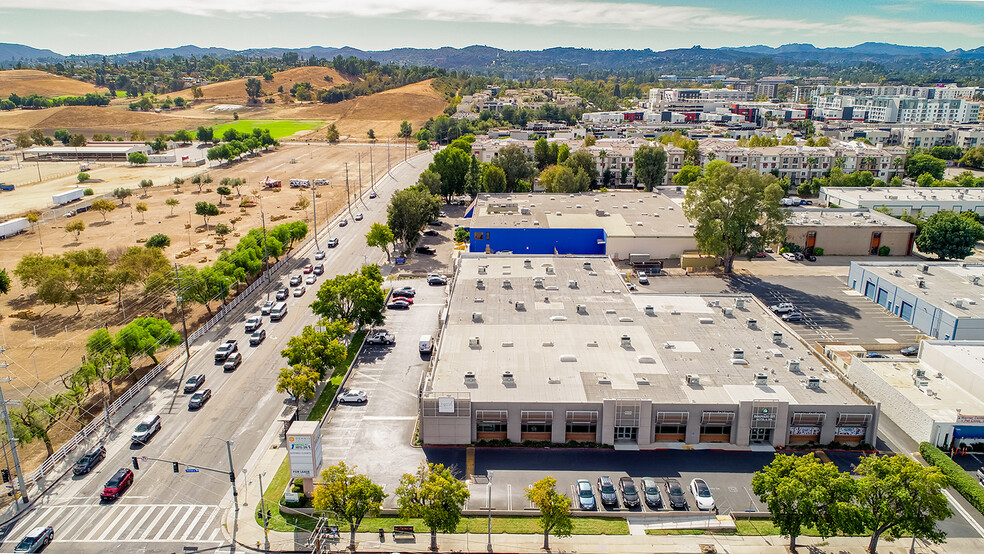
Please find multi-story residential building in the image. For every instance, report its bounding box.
[812,94,982,124]
[649,88,753,106]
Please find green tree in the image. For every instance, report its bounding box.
[533,137,553,169]
[365,223,395,261]
[139,178,153,196]
[114,317,180,364]
[195,201,220,229]
[276,365,319,401]
[584,135,597,147]
[113,187,132,206]
[216,185,231,205]
[752,453,858,550]
[367,129,375,140]
[563,149,598,185]
[214,223,231,244]
[480,164,507,193]
[14,132,31,149]
[672,165,702,187]
[396,463,470,552]
[29,129,45,145]
[245,78,262,102]
[127,152,148,165]
[0,268,9,296]
[91,198,116,221]
[430,147,470,202]
[525,477,573,550]
[77,172,90,184]
[135,202,148,221]
[175,265,221,314]
[311,268,385,328]
[12,395,66,457]
[399,120,413,140]
[280,321,350,379]
[853,454,951,554]
[65,219,85,241]
[491,145,537,192]
[915,211,980,259]
[313,462,386,552]
[146,233,170,248]
[417,169,442,196]
[68,134,87,147]
[387,186,441,252]
[683,160,787,273]
[325,123,340,143]
[165,197,180,216]
[196,126,214,143]
[635,144,668,191]
[780,133,796,146]
[173,129,193,144]
[906,153,946,180]
[454,227,469,243]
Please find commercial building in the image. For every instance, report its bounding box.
[419,255,879,449]
[784,208,916,257]
[821,187,984,216]
[847,262,984,340]
[843,340,984,449]
[22,143,150,162]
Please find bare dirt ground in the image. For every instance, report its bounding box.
[0,69,108,97]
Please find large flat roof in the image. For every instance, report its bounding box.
[468,192,694,238]
[24,145,143,154]
[430,254,863,406]
[785,208,915,229]
[822,187,984,204]
[853,262,984,318]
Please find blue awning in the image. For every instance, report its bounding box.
[953,425,984,440]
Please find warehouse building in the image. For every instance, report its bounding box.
[845,340,984,449]
[419,255,878,449]
[22,143,150,162]
[848,262,984,340]
[784,208,916,256]
[821,187,984,216]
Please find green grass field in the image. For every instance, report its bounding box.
[211,119,323,140]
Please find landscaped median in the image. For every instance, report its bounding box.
[920,442,984,513]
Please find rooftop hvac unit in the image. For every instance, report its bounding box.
[560,354,577,362]
[754,373,769,386]
[464,371,476,384]
[515,301,525,311]
[472,312,483,322]
[469,337,481,348]
[476,279,484,289]
[645,305,655,316]
[893,269,902,277]
[919,263,930,273]
[620,335,632,348]
[583,261,592,270]
[577,304,587,315]
[732,348,745,360]
[533,277,544,288]
[524,259,532,268]
[787,359,801,372]
[915,276,926,288]
[735,298,745,310]
[545,265,555,275]
[534,220,540,226]
[699,317,714,324]
[952,298,965,309]
[503,279,511,288]
[914,377,929,388]
[569,280,578,289]
[707,300,720,308]
[773,331,783,344]
[973,276,981,286]
[806,377,821,389]
[747,318,758,329]
[723,307,734,317]
[686,374,700,385]
[597,376,612,385]
[912,367,926,378]
[502,371,515,384]
[478,265,487,275]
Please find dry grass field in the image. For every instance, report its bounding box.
[196,66,359,102]
[0,69,109,97]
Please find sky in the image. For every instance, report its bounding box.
[1,0,983,55]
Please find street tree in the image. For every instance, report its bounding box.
[135,202,148,221]
[79,337,131,399]
[311,267,385,328]
[751,453,858,550]
[65,219,85,241]
[525,477,574,550]
[12,395,66,457]
[387,186,441,252]
[683,161,787,273]
[396,463,470,552]
[313,461,386,552]
[165,197,180,215]
[853,454,952,554]
[365,223,395,261]
[195,202,220,229]
[280,321,350,379]
[429,147,470,202]
[276,365,319,401]
[113,317,180,364]
[175,265,222,314]
[127,152,148,165]
[916,211,980,260]
[417,169,442,196]
[491,145,537,192]
[91,198,116,221]
[634,144,668,191]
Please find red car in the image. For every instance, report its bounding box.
[390,295,413,304]
[303,264,314,274]
[101,468,134,501]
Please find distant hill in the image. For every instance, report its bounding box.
[0,43,63,63]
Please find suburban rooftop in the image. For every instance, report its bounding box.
[822,187,984,203]
[784,207,915,229]
[852,262,984,318]
[428,254,863,405]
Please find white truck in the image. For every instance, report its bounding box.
[289,179,311,189]
[0,217,29,239]
[52,189,85,205]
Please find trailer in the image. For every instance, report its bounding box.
[0,184,13,191]
[0,218,28,239]
[52,189,85,205]
[289,179,311,189]
[260,177,282,189]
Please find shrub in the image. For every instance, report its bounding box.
[77,172,90,183]
[920,442,983,512]
[417,140,429,151]
[145,233,171,248]
[264,97,275,104]
[878,245,891,256]
[454,227,469,243]
[83,188,94,196]
[813,247,824,256]
[782,241,802,253]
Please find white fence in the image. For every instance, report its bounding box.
[22,256,289,487]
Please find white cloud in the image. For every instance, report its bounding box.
[841,15,984,37]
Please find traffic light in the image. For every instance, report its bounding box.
[131,457,139,470]
[173,462,179,473]
[1,469,9,483]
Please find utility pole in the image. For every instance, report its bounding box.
[261,210,270,299]
[387,138,391,175]
[0,376,28,508]
[311,184,319,251]
[173,263,191,359]
[345,163,351,215]
[369,146,374,192]
[358,152,362,199]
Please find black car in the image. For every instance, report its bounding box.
[427,276,446,286]
[423,229,439,237]
[665,479,687,509]
[415,245,436,255]
[189,389,212,409]
[641,478,663,509]
[73,444,106,476]
[249,329,266,346]
[619,477,640,508]
[596,476,618,507]
[393,289,416,299]
[183,374,206,393]
[387,300,411,310]
[369,191,377,199]
[900,345,919,356]
[275,287,290,301]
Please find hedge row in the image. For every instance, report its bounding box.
[919,442,984,513]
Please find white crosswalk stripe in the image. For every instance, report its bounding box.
[7,504,223,544]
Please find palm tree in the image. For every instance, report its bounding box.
[892,157,904,179]
[806,156,818,185]
[835,157,846,170]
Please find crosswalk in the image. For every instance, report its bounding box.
[6,503,223,544]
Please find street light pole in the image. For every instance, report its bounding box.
[487,470,494,553]
[173,263,191,359]
[0,378,28,507]
[311,185,319,251]
[258,471,269,537]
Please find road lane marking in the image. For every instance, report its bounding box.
[944,489,984,538]
[162,505,201,541]
[194,508,220,542]
[149,506,185,540]
[83,505,126,542]
[108,503,148,541]
[122,505,163,541]
[182,505,211,540]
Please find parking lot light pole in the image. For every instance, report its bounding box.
[487,470,494,553]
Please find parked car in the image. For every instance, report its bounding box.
[641,478,663,509]
[327,237,339,248]
[576,479,596,510]
[369,191,377,199]
[189,389,212,409]
[690,478,715,511]
[794,252,804,261]
[249,329,266,346]
[805,254,817,262]
[415,245,436,255]
[337,389,368,403]
[638,272,649,285]
[290,275,303,286]
[261,301,275,315]
[276,287,290,301]
[596,476,618,507]
[223,351,243,371]
[305,275,317,285]
[366,332,395,345]
[131,414,161,444]
[314,250,326,260]
[782,311,805,322]
[387,300,411,310]
[393,287,416,298]
[900,345,919,357]
[73,444,106,476]
[100,468,134,501]
[293,286,306,297]
[424,229,439,237]
[428,220,442,226]
[339,219,348,227]
[245,316,262,332]
[354,213,363,221]
[619,477,641,508]
[865,352,888,359]
[214,339,238,362]
[13,526,53,552]
[184,374,206,393]
[427,276,447,286]
[313,263,324,275]
[303,264,314,274]
[664,479,687,509]
[392,295,413,304]
[769,302,795,314]
[782,252,797,261]
[439,211,448,218]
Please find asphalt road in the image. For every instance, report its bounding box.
[0,152,434,553]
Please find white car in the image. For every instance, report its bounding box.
[245,316,262,332]
[261,301,275,315]
[782,252,797,261]
[689,478,715,511]
[314,250,326,260]
[293,286,306,297]
[305,275,317,285]
[769,302,795,314]
[337,389,368,403]
[638,272,649,285]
